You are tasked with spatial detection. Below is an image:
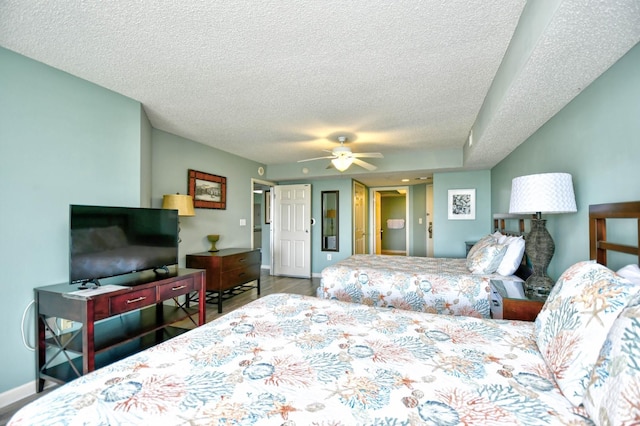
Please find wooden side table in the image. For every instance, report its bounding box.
[490,280,545,321]
[465,241,477,256]
[186,248,261,313]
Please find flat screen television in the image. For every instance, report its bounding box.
[69,205,179,286]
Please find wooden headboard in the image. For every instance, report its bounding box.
[589,201,640,266]
[493,213,533,236]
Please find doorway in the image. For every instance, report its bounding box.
[251,178,275,271]
[369,186,409,256]
[353,181,367,254]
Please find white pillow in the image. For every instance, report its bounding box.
[617,264,640,286]
[496,236,525,276]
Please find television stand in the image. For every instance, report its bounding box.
[77,278,101,290]
[34,268,205,392]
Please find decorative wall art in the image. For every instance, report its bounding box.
[448,188,476,220]
[188,169,226,209]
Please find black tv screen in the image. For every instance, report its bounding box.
[69,205,179,285]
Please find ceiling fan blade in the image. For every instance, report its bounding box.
[352,152,383,159]
[297,155,336,163]
[352,158,377,171]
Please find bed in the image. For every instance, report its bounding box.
[9,202,640,425]
[318,214,531,318]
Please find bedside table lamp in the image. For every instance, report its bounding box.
[162,193,195,242]
[509,173,577,299]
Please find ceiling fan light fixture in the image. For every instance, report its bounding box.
[332,156,353,172]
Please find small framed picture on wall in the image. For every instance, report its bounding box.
[188,169,227,209]
[448,188,475,220]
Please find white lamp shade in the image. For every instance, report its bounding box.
[509,173,577,214]
[332,156,353,172]
[162,194,195,216]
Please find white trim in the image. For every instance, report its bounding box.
[0,380,53,409]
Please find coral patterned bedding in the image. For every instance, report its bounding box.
[319,254,522,318]
[11,293,592,425]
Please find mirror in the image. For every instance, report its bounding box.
[322,190,339,251]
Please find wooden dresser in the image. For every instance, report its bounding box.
[186,248,261,313]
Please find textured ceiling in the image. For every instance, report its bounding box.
[1,1,639,186]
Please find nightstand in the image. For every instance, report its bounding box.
[490,280,545,321]
[465,241,477,256]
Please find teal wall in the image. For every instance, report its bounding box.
[0,47,143,393]
[491,42,640,277]
[311,179,353,272]
[151,130,264,264]
[432,170,492,257]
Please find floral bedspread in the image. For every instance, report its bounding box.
[320,254,518,318]
[10,294,591,425]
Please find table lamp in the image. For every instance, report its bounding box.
[162,193,195,242]
[509,172,577,299]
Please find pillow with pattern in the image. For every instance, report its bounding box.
[466,242,507,274]
[466,234,496,260]
[534,260,640,406]
[583,293,640,425]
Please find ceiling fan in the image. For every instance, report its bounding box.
[297,136,383,172]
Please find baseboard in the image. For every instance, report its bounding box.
[0,381,46,409]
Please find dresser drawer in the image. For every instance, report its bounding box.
[220,250,260,271]
[158,276,195,300]
[110,287,156,315]
[220,264,261,290]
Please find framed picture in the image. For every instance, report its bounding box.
[264,190,271,224]
[188,169,226,209]
[448,189,476,220]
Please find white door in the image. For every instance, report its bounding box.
[272,184,311,278]
[353,181,366,254]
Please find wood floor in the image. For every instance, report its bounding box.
[0,272,320,426]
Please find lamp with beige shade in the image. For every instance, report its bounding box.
[162,193,195,242]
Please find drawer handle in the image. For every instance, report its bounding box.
[171,285,187,291]
[126,296,147,304]
[238,272,246,276]
[239,258,246,262]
